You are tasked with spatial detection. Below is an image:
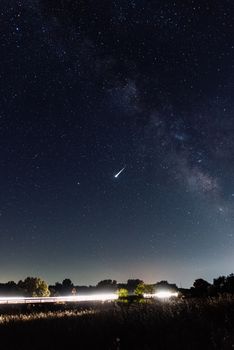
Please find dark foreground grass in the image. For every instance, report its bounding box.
[0,296,234,350]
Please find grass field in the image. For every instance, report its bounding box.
[0,296,234,349]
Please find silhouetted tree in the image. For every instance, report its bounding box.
[97,279,117,291]
[0,281,21,296]
[62,278,73,288]
[226,274,234,293]
[213,276,226,293]
[61,279,74,295]
[192,278,211,297]
[54,282,63,295]
[154,280,178,291]
[127,279,143,293]
[18,277,50,297]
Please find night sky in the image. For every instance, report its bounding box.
[1,1,234,287]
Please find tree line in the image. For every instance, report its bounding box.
[0,274,234,298]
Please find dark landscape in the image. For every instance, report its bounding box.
[1,0,234,348]
[1,275,234,349]
[1,296,234,349]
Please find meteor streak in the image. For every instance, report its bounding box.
[114,167,126,178]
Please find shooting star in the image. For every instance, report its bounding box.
[114,167,126,178]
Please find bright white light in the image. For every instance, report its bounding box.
[144,290,178,299]
[155,291,178,299]
[0,293,118,304]
[114,167,126,178]
[0,291,179,305]
[63,293,118,302]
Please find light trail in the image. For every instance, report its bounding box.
[114,167,126,178]
[0,290,179,305]
[144,291,179,299]
[0,293,118,305]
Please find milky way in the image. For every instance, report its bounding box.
[1,1,234,286]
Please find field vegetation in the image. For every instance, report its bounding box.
[0,295,234,349]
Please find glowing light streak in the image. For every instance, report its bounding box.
[0,293,118,304]
[0,291,179,305]
[144,290,179,299]
[114,167,126,178]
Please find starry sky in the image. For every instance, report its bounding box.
[1,1,234,287]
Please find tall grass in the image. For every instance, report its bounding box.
[0,296,234,349]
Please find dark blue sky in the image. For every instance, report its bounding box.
[1,0,234,287]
